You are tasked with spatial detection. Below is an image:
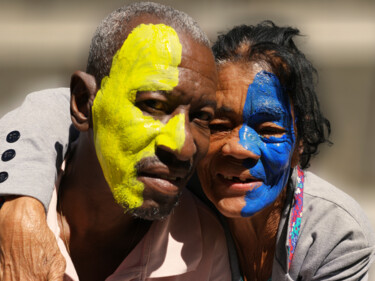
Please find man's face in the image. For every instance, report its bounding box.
[92,23,217,219]
[198,62,296,218]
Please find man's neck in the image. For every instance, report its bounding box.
[57,132,152,281]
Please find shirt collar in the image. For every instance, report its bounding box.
[111,189,203,279]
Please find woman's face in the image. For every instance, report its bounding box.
[198,62,298,218]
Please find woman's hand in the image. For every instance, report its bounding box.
[0,196,66,280]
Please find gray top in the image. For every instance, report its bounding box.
[0,88,72,210]
[0,88,374,280]
[273,169,375,280]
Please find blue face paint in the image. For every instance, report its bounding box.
[239,70,295,217]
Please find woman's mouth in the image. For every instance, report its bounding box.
[217,173,263,192]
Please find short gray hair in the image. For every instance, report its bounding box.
[86,2,210,85]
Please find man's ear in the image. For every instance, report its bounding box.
[70,71,98,131]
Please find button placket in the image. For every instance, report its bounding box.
[6,130,20,143]
[0,130,20,184]
[1,149,16,162]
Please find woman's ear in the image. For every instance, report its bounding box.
[70,71,98,131]
[291,139,304,168]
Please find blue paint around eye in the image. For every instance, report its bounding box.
[240,71,296,217]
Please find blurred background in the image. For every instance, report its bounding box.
[1,0,375,276]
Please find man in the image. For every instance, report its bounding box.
[0,2,231,280]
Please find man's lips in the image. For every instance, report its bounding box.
[217,173,263,192]
[138,172,183,181]
[137,167,189,195]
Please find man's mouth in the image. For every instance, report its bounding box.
[138,172,183,182]
[137,170,187,195]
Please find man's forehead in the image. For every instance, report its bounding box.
[103,23,182,98]
[124,14,171,37]
[125,16,214,73]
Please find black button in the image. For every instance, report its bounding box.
[0,172,8,183]
[2,149,16,162]
[6,131,20,143]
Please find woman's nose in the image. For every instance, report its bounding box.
[221,126,261,160]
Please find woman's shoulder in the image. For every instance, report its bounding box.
[303,171,374,244]
[288,171,375,280]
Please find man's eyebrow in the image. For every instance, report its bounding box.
[138,90,170,94]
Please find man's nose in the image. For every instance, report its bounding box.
[155,111,196,166]
[176,115,197,161]
[221,127,261,161]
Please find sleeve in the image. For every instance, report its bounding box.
[292,194,375,281]
[0,88,74,211]
[310,213,375,281]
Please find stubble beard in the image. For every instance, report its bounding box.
[120,191,182,221]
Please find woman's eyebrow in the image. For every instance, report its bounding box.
[216,105,234,115]
[203,100,217,109]
[252,104,285,116]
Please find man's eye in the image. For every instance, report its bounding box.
[143,100,166,111]
[136,99,168,114]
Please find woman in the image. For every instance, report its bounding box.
[1,20,374,280]
[197,21,375,280]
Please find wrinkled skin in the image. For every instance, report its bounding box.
[0,196,66,281]
[199,62,298,218]
[0,18,217,279]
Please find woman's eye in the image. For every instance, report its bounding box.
[209,120,233,133]
[195,111,213,122]
[257,126,286,138]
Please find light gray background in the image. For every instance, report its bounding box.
[1,0,374,277]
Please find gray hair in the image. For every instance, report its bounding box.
[86,2,210,85]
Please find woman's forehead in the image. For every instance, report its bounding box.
[215,62,293,118]
[216,62,267,111]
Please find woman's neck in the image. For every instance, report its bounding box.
[227,187,286,281]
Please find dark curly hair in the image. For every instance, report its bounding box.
[212,20,331,169]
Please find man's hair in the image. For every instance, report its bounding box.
[212,20,331,169]
[86,1,210,85]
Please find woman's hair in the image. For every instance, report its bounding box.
[212,20,331,168]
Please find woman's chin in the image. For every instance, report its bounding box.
[216,197,246,218]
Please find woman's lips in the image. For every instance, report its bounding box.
[217,173,263,192]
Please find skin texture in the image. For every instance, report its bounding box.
[198,62,297,218]
[0,16,217,281]
[0,196,66,281]
[239,70,295,216]
[92,23,185,211]
[198,61,299,280]
[56,18,217,280]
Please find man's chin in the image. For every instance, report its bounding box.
[124,192,181,221]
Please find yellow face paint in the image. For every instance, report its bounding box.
[92,24,185,210]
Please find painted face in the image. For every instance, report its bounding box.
[198,63,296,218]
[93,23,217,217]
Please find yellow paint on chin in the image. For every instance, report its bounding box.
[92,24,185,210]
